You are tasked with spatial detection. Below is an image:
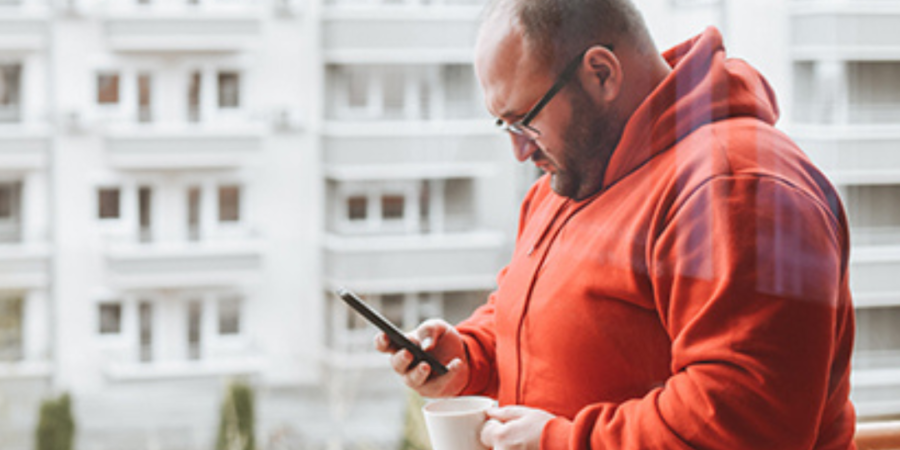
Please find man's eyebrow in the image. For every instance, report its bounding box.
[496,109,524,123]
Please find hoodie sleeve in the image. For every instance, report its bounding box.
[455,269,505,398]
[541,174,851,450]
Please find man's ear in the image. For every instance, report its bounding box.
[579,45,621,103]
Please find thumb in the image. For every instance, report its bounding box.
[415,320,449,350]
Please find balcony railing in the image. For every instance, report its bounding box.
[856,421,900,450]
[323,231,504,292]
[0,8,49,50]
[102,2,263,52]
[849,245,900,308]
[105,240,263,289]
[792,104,900,126]
[790,122,900,184]
[791,3,900,60]
[104,125,264,169]
[0,224,22,244]
[323,129,503,168]
[0,105,21,123]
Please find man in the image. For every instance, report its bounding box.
[376,0,857,448]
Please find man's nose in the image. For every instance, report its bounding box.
[510,134,538,162]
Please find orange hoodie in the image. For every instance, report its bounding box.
[456,27,856,450]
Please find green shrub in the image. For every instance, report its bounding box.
[35,393,75,450]
[399,391,430,450]
[216,380,255,450]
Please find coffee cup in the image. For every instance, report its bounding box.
[422,396,495,450]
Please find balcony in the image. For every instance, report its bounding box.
[790,1,900,60]
[853,360,900,418]
[849,245,900,308]
[104,125,264,169]
[105,240,262,289]
[0,2,49,51]
[0,243,50,289]
[792,124,900,184]
[102,3,263,52]
[0,127,49,170]
[104,356,263,381]
[322,6,481,63]
[323,232,504,292]
[0,360,52,379]
[323,121,504,168]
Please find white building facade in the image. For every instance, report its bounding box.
[0,0,898,448]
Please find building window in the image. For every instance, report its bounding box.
[218,296,241,335]
[218,185,241,223]
[98,188,121,219]
[188,71,202,122]
[138,72,152,123]
[0,182,21,220]
[98,303,122,334]
[187,186,202,241]
[139,302,153,362]
[381,294,405,327]
[382,195,405,220]
[138,186,153,243]
[845,185,900,246]
[218,72,240,109]
[337,183,428,234]
[347,68,368,109]
[0,64,22,123]
[187,300,202,360]
[383,69,405,118]
[347,196,367,221]
[97,73,120,105]
[443,64,478,119]
[0,296,23,362]
[0,182,22,243]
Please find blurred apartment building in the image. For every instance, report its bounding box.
[787,0,900,419]
[0,0,898,448]
[0,0,519,447]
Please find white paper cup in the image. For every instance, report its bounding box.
[422,396,495,450]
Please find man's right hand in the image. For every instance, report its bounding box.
[374,319,469,398]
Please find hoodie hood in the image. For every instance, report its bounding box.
[601,27,780,191]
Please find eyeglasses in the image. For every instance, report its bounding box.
[495,45,610,156]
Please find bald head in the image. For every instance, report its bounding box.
[474,0,672,199]
[481,0,655,70]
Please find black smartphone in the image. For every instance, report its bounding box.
[336,287,449,376]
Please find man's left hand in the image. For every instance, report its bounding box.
[480,405,556,450]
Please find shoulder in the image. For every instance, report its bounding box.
[670,119,842,223]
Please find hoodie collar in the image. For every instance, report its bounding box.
[599,26,781,191]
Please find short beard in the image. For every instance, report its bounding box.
[550,85,622,200]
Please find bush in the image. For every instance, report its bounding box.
[216,380,256,450]
[35,393,75,450]
[399,391,430,450]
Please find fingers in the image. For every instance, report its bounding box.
[480,417,505,449]
[373,330,422,354]
[481,406,557,450]
[485,405,529,422]
[376,319,451,354]
[481,406,529,448]
[402,361,432,387]
[373,333,394,353]
[390,349,416,374]
[413,319,449,351]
